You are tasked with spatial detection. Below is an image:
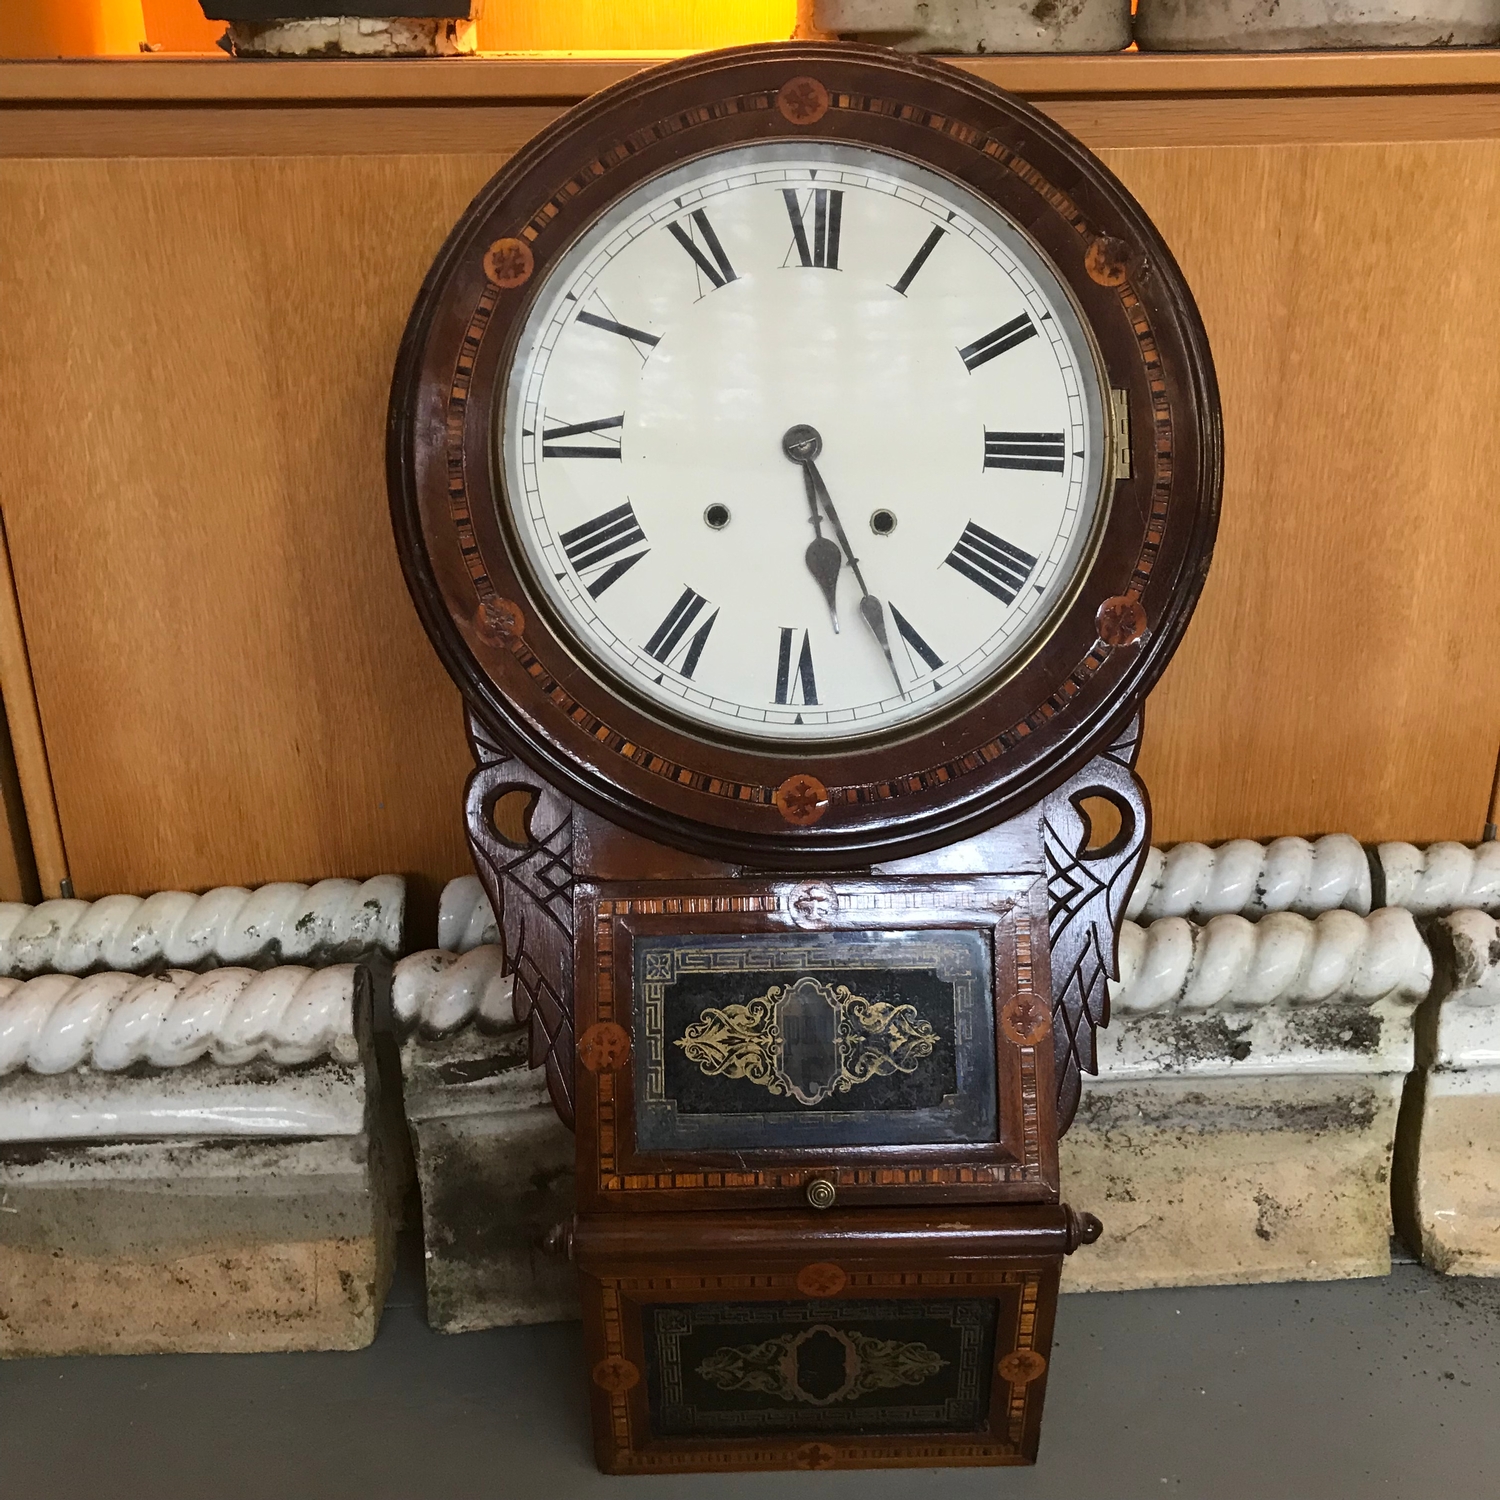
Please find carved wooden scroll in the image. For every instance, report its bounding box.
[1043,711,1150,1135]
[464,710,577,1129]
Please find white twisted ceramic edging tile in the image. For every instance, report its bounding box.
[1425,909,1500,1074]
[1126,835,1372,922]
[393,947,512,1034]
[0,876,404,977]
[436,876,501,955]
[0,965,365,1142]
[1112,908,1431,1014]
[0,965,359,1075]
[1379,843,1500,918]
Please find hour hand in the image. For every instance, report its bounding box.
[806,536,842,633]
[786,426,842,633]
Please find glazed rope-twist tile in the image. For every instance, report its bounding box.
[436,876,501,954]
[0,965,360,1075]
[0,876,403,978]
[1378,842,1500,917]
[1431,910,1500,1001]
[1112,908,1431,1015]
[393,947,513,1035]
[1126,835,1371,923]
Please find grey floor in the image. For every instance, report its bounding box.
[2,1235,1497,1500]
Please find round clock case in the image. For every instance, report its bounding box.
[388,42,1222,869]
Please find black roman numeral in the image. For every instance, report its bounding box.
[984,430,1066,474]
[774,628,818,706]
[890,605,943,673]
[783,188,842,270]
[542,414,623,460]
[558,502,648,599]
[958,313,1038,372]
[892,226,945,296]
[644,587,717,678]
[944,522,1038,605]
[667,209,737,290]
[575,310,660,354]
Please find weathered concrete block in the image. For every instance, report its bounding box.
[1395,910,1500,1276]
[1136,0,1500,50]
[0,965,395,1356]
[226,16,479,56]
[1062,908,1431,1292]
[396,947,577,1331]
[812,0,1132,52]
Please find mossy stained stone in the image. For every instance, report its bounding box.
[1136,0,1500,50]
[1396,911,1500,1277]
[813,0,1132,52]
[1060,909,1430,1292]
[396,948,577,1331]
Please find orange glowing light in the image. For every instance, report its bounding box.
[0,0,147,56]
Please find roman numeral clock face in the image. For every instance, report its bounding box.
[499,142,1110,745]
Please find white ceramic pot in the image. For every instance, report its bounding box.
[812,0,1132,52]
[1136,0,1500,50]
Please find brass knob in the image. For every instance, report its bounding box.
[541,1220,575,1260]
[805,1177,837,1210]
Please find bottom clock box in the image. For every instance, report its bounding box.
[572,1204,1090,1473]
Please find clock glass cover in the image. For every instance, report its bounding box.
[499,140,1111,745]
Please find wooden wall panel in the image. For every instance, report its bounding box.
[1102,142,1500,844]
[0,154,507,903]
[0,133,1496,912]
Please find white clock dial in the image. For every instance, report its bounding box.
[499,141,1110,744]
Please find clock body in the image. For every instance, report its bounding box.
[389,41,1220,1474]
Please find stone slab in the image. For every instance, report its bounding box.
[412,1100,578,1332]
[399,990,577,1332]
[1061,1072,1402,1291]
[1136,0,1500,50]
[1392,908,1500,1276]
[813,0,1132,51]
[1401,1084,1500,1276]
[227,16,478,55]
[0,1134,394,1356]
[1061,912,1422,1293]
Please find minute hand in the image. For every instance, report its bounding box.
[803,459,905,697]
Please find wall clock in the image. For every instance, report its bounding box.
[390,40,1220,1472]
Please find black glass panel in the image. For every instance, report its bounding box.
[633,928,997,1150]
[643,1298,1001,1438]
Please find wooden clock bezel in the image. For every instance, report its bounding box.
[388,41,1221,870]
